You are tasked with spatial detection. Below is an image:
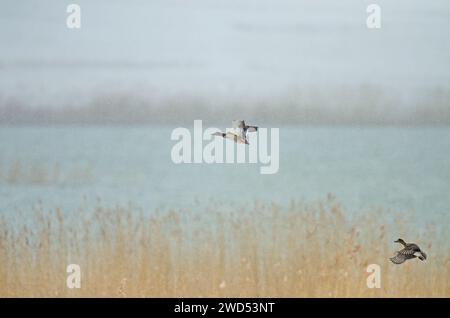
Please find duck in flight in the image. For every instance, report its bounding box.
[212,120,258,145]
[390,238,427,264]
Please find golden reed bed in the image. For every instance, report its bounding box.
[0,195,448,297]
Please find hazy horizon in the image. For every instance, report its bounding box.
[1,0,450,125]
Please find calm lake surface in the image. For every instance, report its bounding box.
[1,126,449,224]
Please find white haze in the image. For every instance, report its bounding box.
[0,0,449,124]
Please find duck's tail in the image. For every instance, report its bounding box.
[418,251,427,261]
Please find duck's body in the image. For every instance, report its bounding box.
[390,238,427,264]
[212,131,249,144]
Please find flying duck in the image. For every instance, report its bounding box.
[390,238,427,264]
[212,120,258,145]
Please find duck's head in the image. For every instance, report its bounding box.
[394,238,405,244]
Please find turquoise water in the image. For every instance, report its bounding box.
[0,126,449,224]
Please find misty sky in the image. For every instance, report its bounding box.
[1,0,450,108]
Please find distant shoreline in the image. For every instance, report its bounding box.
[1,86,449,126]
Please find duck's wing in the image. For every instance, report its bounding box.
[390,248,417,264]
[232,120,245,129]
[390,253,408,264]
[245,125,258,133]
[212,131,226,137]
[390,252,416,264]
